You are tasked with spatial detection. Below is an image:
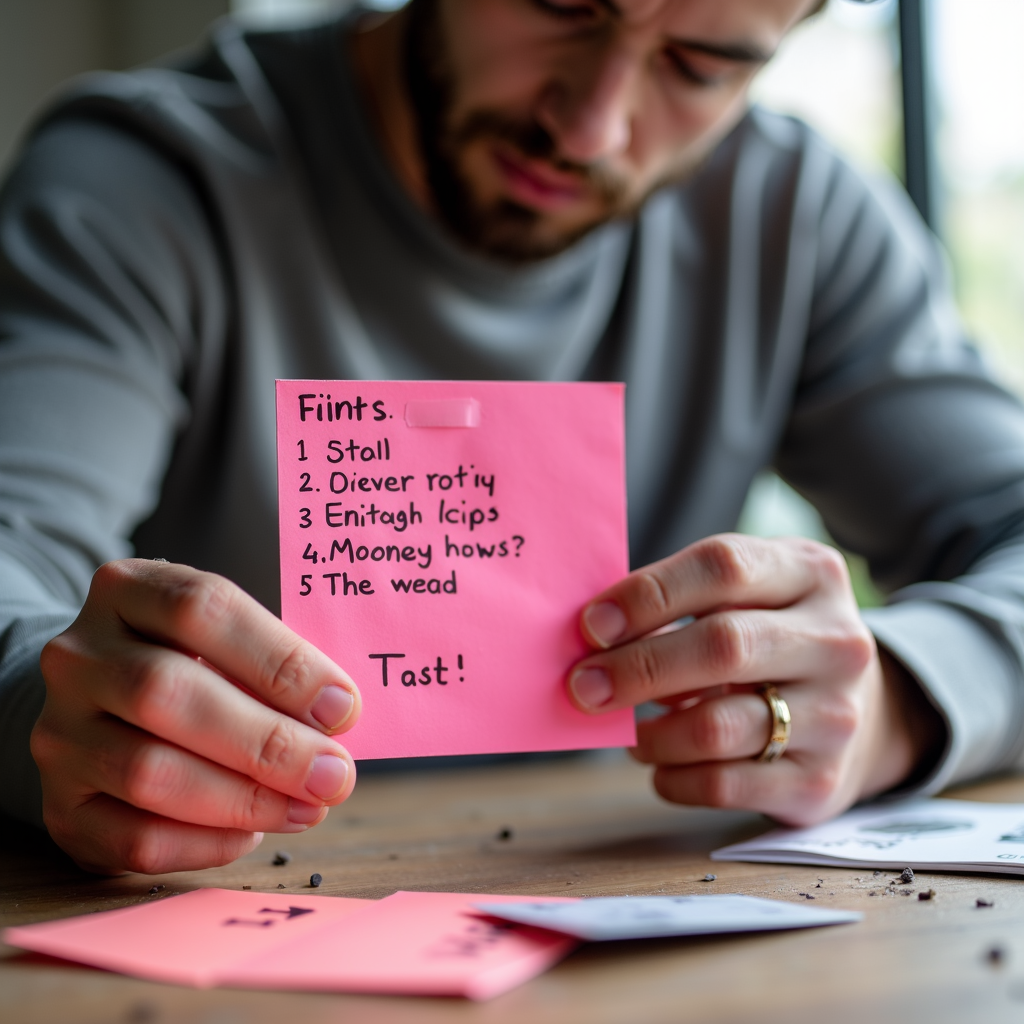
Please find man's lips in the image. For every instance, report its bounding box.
[491,145,587,211]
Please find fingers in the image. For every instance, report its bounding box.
[48,640,357,807]
[631,685,859,767]
[568,535,889,828]
[633,691,771,765]
[43,793,264,876]
[35,558,363,876]
[649,758,834,827]
[626,682,866,825]
[580,535,851,650]
[86,560,361,735]
[57,714,330,833]
[569,604,875,711]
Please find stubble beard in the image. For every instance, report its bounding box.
[402,0,686,264]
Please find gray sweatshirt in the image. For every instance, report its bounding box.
[3,12,1024,826]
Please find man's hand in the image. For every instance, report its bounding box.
[32,559,362,875]
[568,535,943,826]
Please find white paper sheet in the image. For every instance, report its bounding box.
[712,798,1024,873]
[473,895,861,941]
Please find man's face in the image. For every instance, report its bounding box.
[406,0,817,262]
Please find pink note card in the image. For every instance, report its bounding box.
[276,380,635,759]
[230,891,578,1000]
[3,889,578,1000]
[2,889,368,988]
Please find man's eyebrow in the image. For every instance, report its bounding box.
[593,0,774,65]
[670,39,774,65]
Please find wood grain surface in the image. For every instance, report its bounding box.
[3,751,1024,1024]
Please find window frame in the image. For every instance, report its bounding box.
[898,0,941,232]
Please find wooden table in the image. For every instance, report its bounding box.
[4,751,1024,1024]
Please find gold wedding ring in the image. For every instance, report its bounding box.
[757,685,791,763]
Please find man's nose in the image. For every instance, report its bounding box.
[535,44,634,165]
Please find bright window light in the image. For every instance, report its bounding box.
[935,0,1024,393]
[231,0,404,22]
[751,0,901,175]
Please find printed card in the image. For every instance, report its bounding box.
[711,798,1024,874]
[474,894,862,941]
[276,380,635,759]
[3,889,577,1000]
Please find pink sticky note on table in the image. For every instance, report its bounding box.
[276,380,635,759]
[4,890,577,1001]
[229,891,578,1000]
[2,889,368,988]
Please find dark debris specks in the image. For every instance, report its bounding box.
[918,889,936,901]
[976,898,994,908]
[703,874,717,882]
[900,867,915,884]
[496,828,514,841]
[126,1002,159,1023]
[147,885,165,895]
[272,851,292,866]
[309,873,323,888]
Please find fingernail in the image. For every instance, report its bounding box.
[287,798,323,825]
[583,602,627,648]
[311,685,355,730]
[571,666,614,710]
[306,754,349,801]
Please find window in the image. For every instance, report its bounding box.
[232,0,339,21]
[231,0,404,22]
[753,0,1024,402]
[752,0,901,176]
[742,0,1024,607]
[935,0,1024,392]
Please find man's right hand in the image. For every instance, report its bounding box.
[31,559,362,875]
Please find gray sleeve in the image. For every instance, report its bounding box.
[0,117,227,825]
[777,152,1024,793]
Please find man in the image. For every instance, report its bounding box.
[2,0,1022,876]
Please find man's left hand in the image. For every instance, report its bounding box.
[567,534,943,826]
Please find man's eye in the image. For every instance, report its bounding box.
[665,49,736,88]
[530,0,601,21]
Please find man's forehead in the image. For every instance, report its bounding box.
[610,0,818,52]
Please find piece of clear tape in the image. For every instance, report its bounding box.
[404,399,481,428]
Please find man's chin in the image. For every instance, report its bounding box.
[445,200,618,265]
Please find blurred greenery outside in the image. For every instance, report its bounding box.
[743,0,1024,608]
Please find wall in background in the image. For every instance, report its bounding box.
[0,0,229,173]
[110,0,232,67]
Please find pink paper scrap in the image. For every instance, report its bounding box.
[2,888,367,988]
[3,889,578,1001]
[229,891,577,1000]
